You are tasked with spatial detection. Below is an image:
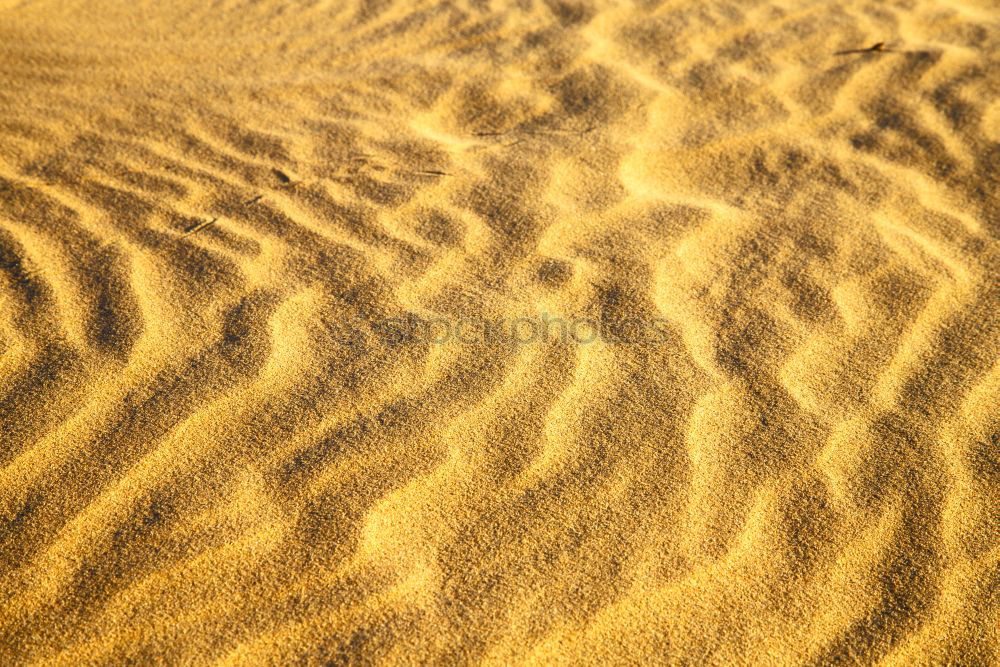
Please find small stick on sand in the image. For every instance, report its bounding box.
[183,217,218,237]
[273,168,308,189]
[835,41,891,56]
[473,125,594,138]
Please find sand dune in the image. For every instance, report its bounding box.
[1,0,998,663]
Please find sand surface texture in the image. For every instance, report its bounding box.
[1,0,998,663]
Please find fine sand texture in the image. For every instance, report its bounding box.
[1,0,998,663]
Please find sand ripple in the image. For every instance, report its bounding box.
[1,0,997,663]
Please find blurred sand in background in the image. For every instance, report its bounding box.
[0,0,998,663]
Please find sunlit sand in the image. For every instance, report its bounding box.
[1,0,997,663]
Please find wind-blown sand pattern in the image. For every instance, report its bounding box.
[1,0,998,663]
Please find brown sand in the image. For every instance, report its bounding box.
[1,0,998,663]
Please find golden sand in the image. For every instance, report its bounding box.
[1,0,998,663]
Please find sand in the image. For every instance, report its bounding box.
[0,0,998,663]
